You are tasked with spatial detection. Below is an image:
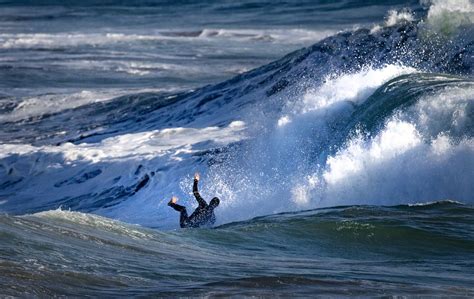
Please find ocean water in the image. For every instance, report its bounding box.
[1,0,473,296]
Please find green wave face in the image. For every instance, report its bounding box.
[353,73,474,139]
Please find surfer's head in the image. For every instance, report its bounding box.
[209,197,220,208]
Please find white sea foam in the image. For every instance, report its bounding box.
[49,60,201,77]
[0,88,177,123]
[370,9,415,33]
[291,174,320,206]
[200,28,336,43]
[421,0,474,35]
[385,9,415,27]
[370,0,474,35]
[0,121,247,163]
[277,115,292,127]
[320,124,473,206]
[0,28,334,50]
[323,120,423,186]
[411,85,474,138]
[0,33,167,49]
[312,80,474,207]
[0,90,118,123]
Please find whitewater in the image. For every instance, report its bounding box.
[0,0,473,296]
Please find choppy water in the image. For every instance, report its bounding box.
[1,201,473,296]
[0,0,473,296]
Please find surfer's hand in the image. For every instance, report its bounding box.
[194,173,200,181]
[169,196,178,204]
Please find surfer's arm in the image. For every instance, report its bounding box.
[193,177,207,208]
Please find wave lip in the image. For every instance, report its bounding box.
[405,199,465,207]
[31,208,154,240]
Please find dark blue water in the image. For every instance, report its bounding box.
[0,0,473,296]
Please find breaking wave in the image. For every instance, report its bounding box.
[0,0,473,229]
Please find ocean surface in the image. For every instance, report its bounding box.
[1,0,473,296]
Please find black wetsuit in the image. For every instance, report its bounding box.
[168,179,217,228]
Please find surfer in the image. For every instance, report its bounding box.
[168,173,220,228]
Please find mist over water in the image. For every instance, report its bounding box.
[0,0,473,296]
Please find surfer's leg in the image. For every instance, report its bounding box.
[179,208,189,228]
[168,202,189,227]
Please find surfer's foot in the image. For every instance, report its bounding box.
[168,196,178,206]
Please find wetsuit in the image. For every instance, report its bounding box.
[168,179,217,228]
